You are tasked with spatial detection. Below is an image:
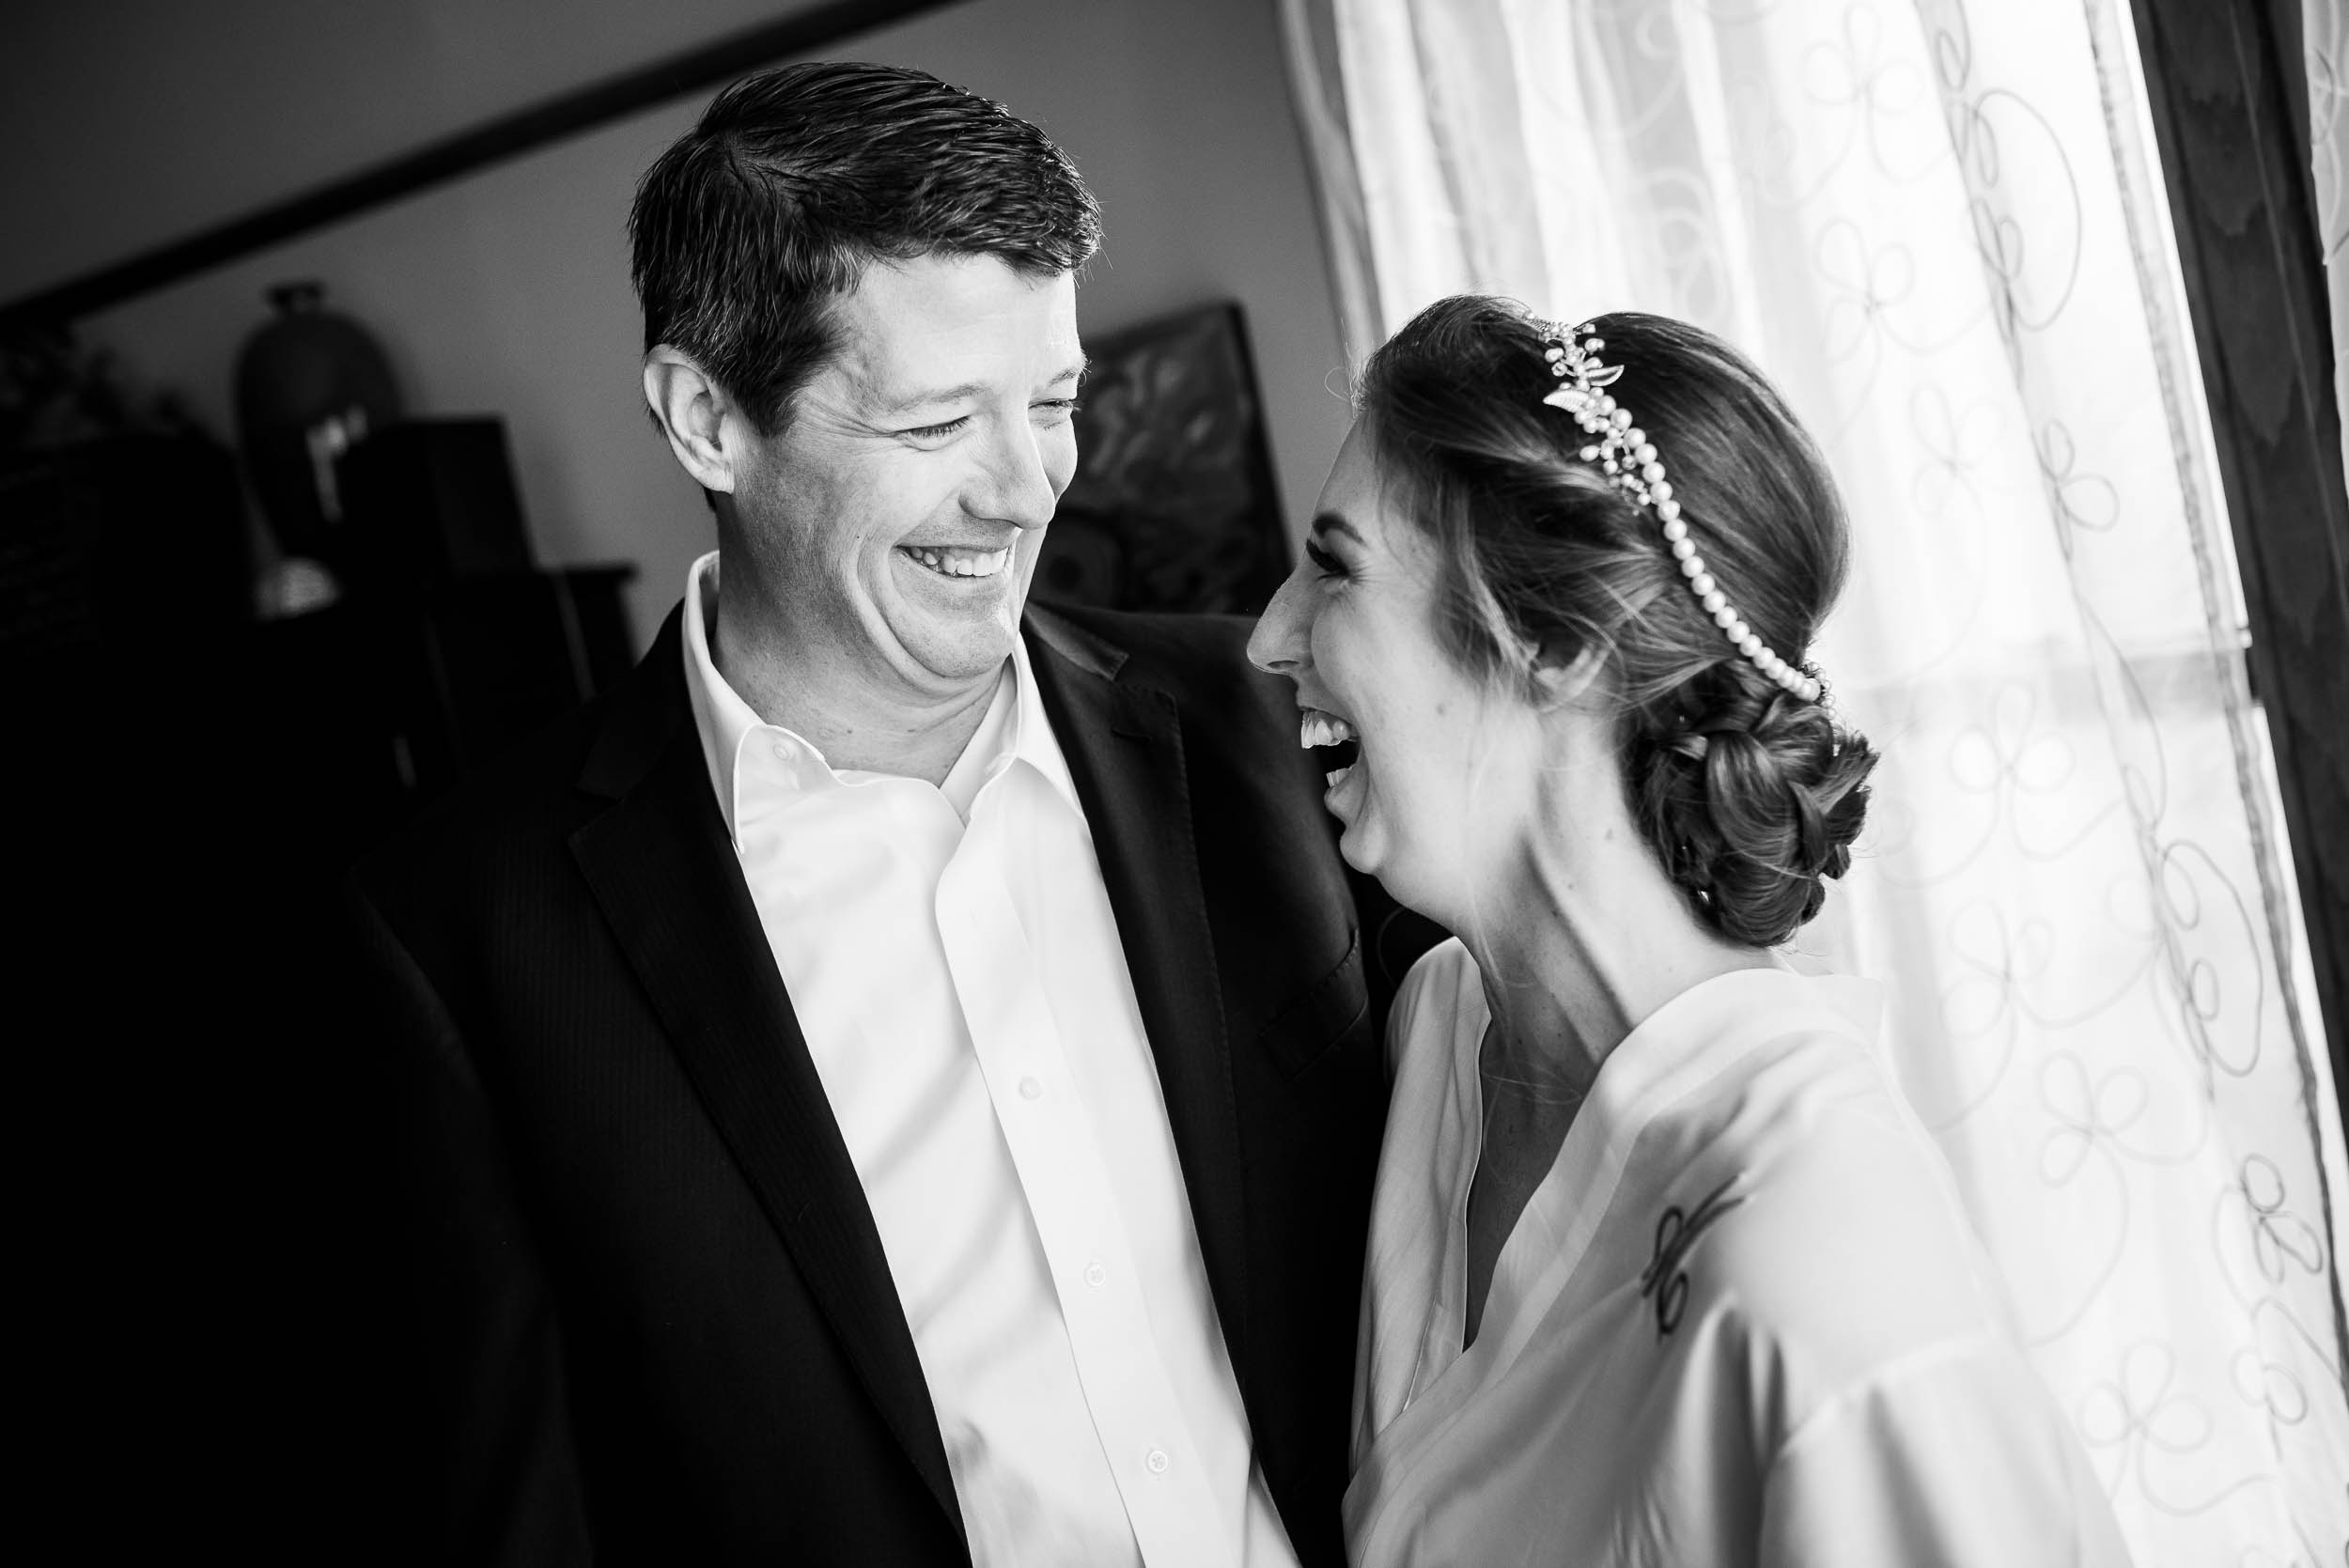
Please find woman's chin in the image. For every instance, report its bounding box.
[1343,831,1451,927]
[1333,801,1460,928]
[1330,790,1392,883]
[1324,766,1370,852]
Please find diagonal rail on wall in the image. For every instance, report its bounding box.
[0,0,960,334]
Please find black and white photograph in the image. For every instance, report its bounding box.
[5,1,2346,1562]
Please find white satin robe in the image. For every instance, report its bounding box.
[1345,941,2133,1568]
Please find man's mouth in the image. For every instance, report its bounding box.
[900,544,1013,580]
[1298,706,1360,788]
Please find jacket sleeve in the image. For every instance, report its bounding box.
[344,883,593,1564]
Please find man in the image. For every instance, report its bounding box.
[351,61,1421,1565]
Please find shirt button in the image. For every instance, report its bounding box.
[1019,1077,1043,1101]
[1083,1262,1107,1288]
[770,742,790,760]
[1145,1449,1170,1475]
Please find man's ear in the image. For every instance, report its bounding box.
[643,347,740,495]
[1531,644,1608,709]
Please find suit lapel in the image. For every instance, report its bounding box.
[1024,611,1253,1370]
[566,611,960,1533]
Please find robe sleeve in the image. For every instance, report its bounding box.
[1757,1333,2135,1568]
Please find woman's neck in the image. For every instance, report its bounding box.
[1459,798,1770,1099]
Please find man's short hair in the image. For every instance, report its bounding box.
[630,60,1103,437]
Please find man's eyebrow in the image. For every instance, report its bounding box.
[874,380,989,417]
[1310,512,1367,547]
[873,359,1089,418]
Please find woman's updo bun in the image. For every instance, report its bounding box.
[1357,296,1878,947]
[1627,660,1876,946]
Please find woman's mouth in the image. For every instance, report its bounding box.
[1298,706,1360,789]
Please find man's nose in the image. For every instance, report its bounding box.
[1248,568,1312,675]
[973,421,1061,532]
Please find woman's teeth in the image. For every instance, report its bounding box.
[903,545,1011,579]
[1299,709,1359,794]
[1299,710,1357,749]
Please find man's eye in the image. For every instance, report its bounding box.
[904,416,970,441]
[1034,398,1081,420]
[1303,538,1347,578]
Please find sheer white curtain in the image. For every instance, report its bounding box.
[1282,0,2349,1560]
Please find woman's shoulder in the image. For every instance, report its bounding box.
[1683,1027,2016,1385]
[1687,1047,2135,1563]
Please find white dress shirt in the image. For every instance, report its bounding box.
[678,552,1299,1568]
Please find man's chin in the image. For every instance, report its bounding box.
[887,618,1023,690]
[874,558,1034,685]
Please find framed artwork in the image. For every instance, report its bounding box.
[1031,301,1291,615]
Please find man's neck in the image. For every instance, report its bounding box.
[709,582,1002,789]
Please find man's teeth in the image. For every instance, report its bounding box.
[1325,765,1353,789]
[1299,710,1358,750]
[904,545,1012,579]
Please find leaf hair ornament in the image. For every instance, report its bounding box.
[1541,322,1824,704]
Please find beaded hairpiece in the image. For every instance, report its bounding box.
[1540,321,1823,704]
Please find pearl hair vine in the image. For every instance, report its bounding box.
[1540,321,1825,705]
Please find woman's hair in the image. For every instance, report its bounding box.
[1357,295,1877,947]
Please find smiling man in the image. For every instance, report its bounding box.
[348,62,1414,1567]
[646,243,1083,785]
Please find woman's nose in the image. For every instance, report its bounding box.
[1248,567,1312,675]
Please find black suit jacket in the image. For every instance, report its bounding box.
[348,599,1431,1565]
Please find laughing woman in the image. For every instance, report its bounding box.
[1249,298,2130,1568]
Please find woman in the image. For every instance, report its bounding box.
[1249,299,2130,1567]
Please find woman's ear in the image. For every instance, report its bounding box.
[1531,644,1608,709]
[643,348,740,495]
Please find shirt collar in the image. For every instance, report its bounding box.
[678,550,1081,843]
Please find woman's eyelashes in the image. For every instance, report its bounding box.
[1304,536,1349,579]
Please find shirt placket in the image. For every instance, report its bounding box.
[934,785,1240,1568]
